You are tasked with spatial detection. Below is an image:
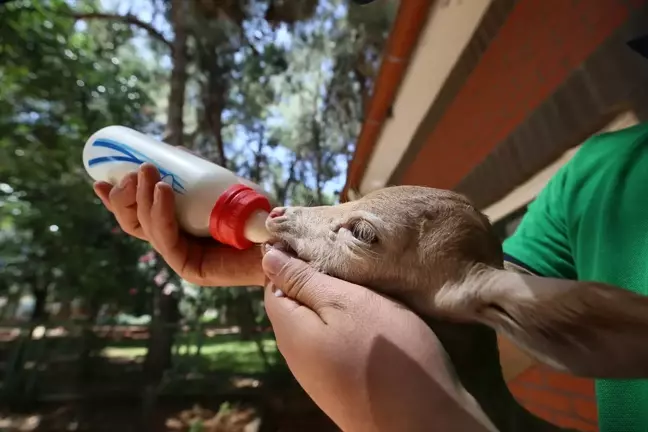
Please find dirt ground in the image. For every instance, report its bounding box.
[1,390,339,432]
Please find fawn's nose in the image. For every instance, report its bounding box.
[269,207,286,218]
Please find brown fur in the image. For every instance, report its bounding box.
[267,187,502,314]
[266,185,648,431]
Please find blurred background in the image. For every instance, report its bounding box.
[1,0,648,431]
[0,0,395,430]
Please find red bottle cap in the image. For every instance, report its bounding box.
[209,184,271,250]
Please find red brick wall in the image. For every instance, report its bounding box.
[509,365,599,431]
[400,0,647,189]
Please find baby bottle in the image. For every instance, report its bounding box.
[82,125,272,250]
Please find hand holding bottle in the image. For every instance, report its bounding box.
[85,126,273,287]
[94,163,266,287]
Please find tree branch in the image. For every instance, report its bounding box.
[71,12,173,52]
[274,154,300,206]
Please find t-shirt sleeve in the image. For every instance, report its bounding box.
[502,165,577,280]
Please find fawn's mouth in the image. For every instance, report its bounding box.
[263,239,298,258]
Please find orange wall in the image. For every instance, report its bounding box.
[509,365,598,431]
[400,0,646,189]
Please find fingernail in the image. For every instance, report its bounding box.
[140,162,158,176]
[274,289,285,298]
[154,183,162,203]
[262,248,290,275]
[93,181,108,194]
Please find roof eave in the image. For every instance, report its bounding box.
[341,0,434,202]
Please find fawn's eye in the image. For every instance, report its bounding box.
[350,220,378,244]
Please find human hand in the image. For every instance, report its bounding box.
[262,248,497,432]
[93,163,265,287]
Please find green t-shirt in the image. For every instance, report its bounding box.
[503,122,648,432]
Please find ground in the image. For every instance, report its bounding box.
[0,328,338,431]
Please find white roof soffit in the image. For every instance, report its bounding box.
[483,146,581,223]
[359,0,494,195]
[483,111,640,223]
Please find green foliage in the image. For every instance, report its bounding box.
[0,0,390,331]
[0,1,158,316]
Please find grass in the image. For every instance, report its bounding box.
[102,334,281,374]
[0,331,282,376]
[0,332,283,379]
[0,331,288,403]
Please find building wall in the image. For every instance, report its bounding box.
[359,0,494,193]
[486,110,638,226]
[391,0,648,209]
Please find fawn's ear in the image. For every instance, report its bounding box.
[436,269,648,378]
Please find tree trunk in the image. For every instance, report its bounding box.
[143,286,180,383]
[230,290,271,370]
[309,81,324,205]
[141,286,180,432]
[353,65,369,119]
[196,33,227,166]
[165,0,189,147]
[141,0,189,384]
[243,289,271,371]
[30,286,47,322]
[78,299,101,383]
[233,293,254,341]
[312,120,323,205]
[204,75,227,166]
[274,155,298,206]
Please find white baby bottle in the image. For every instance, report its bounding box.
[82,125,272,250]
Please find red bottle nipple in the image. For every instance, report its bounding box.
[209,184,271,250]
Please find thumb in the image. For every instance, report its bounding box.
[262,248,351,313]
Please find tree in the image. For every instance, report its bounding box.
[0,0,160,323]
[0,0,394,398]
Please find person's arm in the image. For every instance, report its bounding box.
[262,248,498,432]
[502,163,577,280]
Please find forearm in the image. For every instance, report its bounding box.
[317,339,500,432]
[329,385,498,432]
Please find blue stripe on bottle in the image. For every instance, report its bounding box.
[88,138,186,194]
